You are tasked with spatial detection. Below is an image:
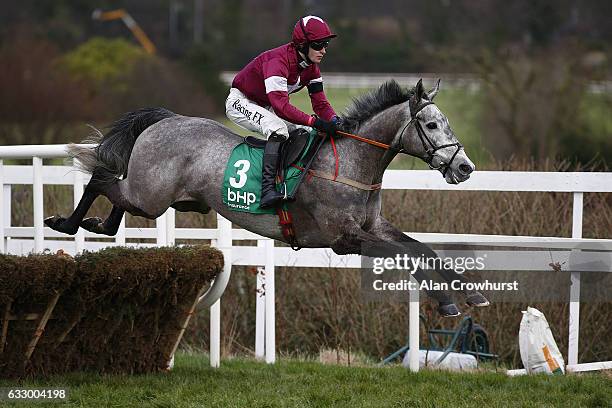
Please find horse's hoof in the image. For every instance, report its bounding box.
[81,217,106,234]
[44,215,63,228]
[44,215,77,235]
[466,292,490,307]
[438,303,461,317]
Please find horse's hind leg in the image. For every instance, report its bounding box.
[46,168,134,236]
[44,188,99,235]
[80,178,163,235]
[80,205,125,236]
[80,200,209,235]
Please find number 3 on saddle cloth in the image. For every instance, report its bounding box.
[222,129,318,215]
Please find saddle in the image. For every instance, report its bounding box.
[244,128,314,170]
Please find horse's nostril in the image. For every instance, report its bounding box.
[459,164,473,175]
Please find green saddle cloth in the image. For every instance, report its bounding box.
[222,131,317,214]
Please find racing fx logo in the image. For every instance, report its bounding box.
[232,100,263,125]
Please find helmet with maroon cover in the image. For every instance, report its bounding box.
[292,15,337,48]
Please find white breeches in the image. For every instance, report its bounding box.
[225,88,309,140]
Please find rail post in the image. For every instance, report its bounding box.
[264,238,275,364]
[408,275,420,372]
[73,162,85,254]
[568,192,583,366]
[32,157,44,253]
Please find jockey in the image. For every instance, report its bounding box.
[226,15,341,209]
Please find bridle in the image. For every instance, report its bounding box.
[337,99,464,177]
[397,100,463,176]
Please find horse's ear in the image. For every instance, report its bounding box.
[415,79,425,99]
[410,79,424,112]
[427,78,441,101]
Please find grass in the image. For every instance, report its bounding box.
[218,85,489,170]
[1,353,610,407]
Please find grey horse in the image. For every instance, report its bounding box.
[45,79,489,316]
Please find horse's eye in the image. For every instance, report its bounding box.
[426,122,437,130]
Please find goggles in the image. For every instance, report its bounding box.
[309,40,330,51]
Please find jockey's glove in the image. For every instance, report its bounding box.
[332,116,345,133]
[312,116,338,136]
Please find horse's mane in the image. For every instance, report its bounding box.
[341,80,415,133]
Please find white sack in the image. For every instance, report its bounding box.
[402,349,478,371]
[519,306,565,375]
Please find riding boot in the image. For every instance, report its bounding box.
[259,133,285,209]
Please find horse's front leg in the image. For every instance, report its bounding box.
[367,216,490,314]
[330,227,454,307]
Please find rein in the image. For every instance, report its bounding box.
[336,130,391,149]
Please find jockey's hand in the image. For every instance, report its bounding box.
[312,117,338,137]
[332,116,345,133]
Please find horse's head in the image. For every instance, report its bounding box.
[401,79,475,184]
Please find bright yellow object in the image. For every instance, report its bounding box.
[92,9,156,55]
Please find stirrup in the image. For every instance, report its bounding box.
[281,182,289,199]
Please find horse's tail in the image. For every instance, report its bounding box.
[68,107,175,187]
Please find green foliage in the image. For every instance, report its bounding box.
[56,38,220,120]
[60,37,148,86]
